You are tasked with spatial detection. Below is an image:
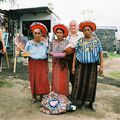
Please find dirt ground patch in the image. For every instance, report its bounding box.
[0,57,120,120]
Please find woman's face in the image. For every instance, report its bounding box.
[33,29,43,41]
[56,29,64,40]
[83,26,92,38]
[69,21,78,34]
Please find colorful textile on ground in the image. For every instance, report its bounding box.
[40,91,71,115]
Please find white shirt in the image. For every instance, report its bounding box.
[65,31,83,49]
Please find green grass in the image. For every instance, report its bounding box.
[0,80,13,87]
[108,53,120,59]
[108,72,120,80]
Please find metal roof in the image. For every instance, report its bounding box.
[97,26,118,31]
[0,9,8,15]
[0,6,60,19]
[10,7,52,14]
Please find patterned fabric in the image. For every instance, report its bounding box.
[71,61,97,103]
[52,59,69,96]
[66,33,81,49]
[49,39,67,53]
[30,22,47,36]
[50,52,65,58]
[76,37,103,63]
[28,58,50,96]
[40,92,71,115]
[50,39,69,96]
[25,40,48,59]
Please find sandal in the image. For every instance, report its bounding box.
[31,98,37,104]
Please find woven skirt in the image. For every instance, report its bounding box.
[71,61,98,103]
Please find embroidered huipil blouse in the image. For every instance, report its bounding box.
[50,39,67,53]
[76,37,103,63]
[25,40,48,59]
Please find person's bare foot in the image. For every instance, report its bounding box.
[31,96,37,104]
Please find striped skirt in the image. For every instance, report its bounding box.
[51,59,69,96]
[28,58,50,97]
[71,61,98,103]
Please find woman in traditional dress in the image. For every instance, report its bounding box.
[49,24,69,96]
[22,22,50,103]
[71,21,104,111]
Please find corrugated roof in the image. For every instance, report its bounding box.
[97,26,117,31]
[0,7,60,20]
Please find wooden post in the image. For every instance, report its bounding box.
[13,56,17,73]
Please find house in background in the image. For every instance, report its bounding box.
[0,6,60,42]
[9,6,60,40]
[114,39,120,54]
[95,26,118,52]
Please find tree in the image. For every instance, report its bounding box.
[0,0,15,2]
[0,0,17,8]
[0,0,16,5]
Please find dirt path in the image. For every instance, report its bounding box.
[0,58,120,120]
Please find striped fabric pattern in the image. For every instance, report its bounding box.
[71,61,97,103]
[76,37,103,63]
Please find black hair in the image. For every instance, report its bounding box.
[56,28,65,34]
[83,25,93,31]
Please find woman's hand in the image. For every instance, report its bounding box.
[72,67,75,75]
[2,48,6,54]
[49,52,53,56]
[21,51,30,57]
[15,50,20,56]
[99,66,103,75]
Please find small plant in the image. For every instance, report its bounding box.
[108,72,120,80]
[108,52,120,59]
[0,80,13,87]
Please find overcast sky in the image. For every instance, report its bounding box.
[0,0,120,37]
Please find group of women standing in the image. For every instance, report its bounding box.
[22,20,104,111]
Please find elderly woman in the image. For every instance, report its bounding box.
[71,21,103,111]
[22,22,50,103]
[65,20,83,95]
[49,24,69,96]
